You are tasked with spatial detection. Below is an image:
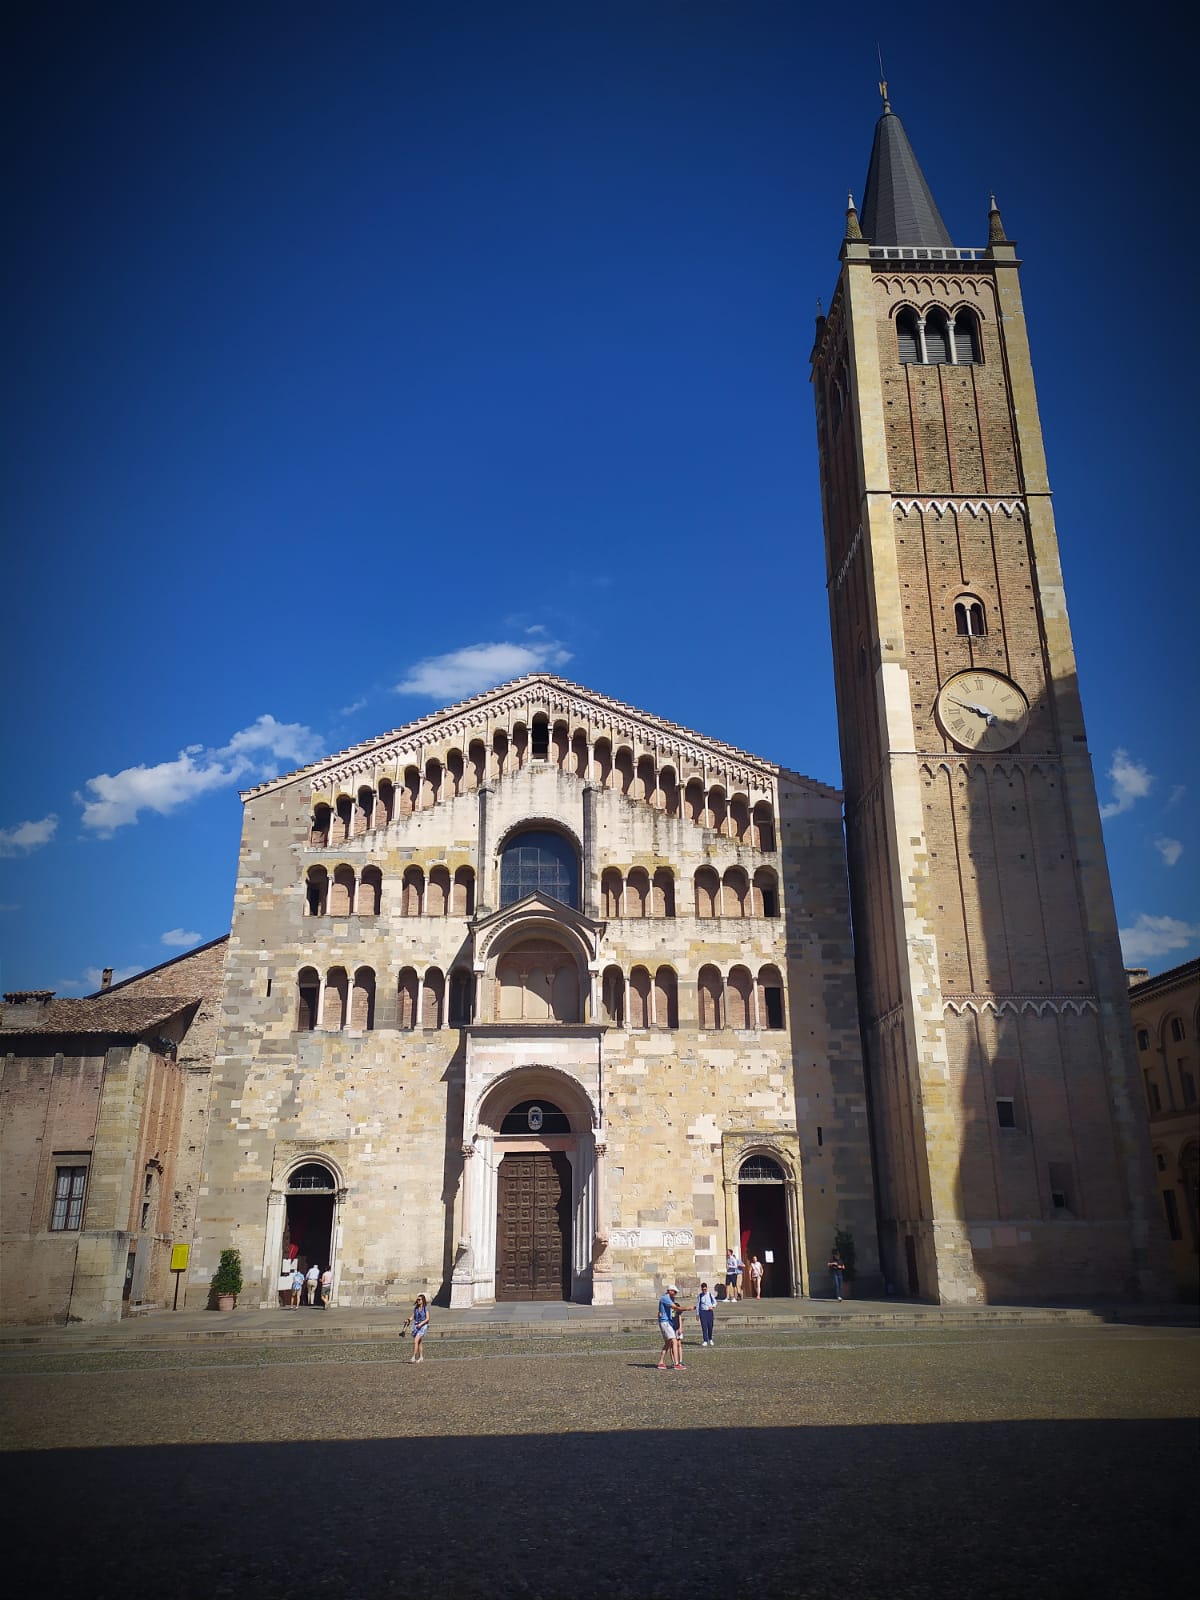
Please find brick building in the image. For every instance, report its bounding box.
[0,939,225,1324]
[1128,960,1199,1300]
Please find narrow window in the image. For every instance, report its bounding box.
[1182,1070,1197,1106]
[996,1097,1017,1129]
[1170,1017,1186,1043]
[1144,1071,1162,1114]
[50,1165,88,1231]
[531,716,550,760]
[297,968,320,1031]
[924,309,950,364]
[448,969,474,1026]
[1136,1028,1149,1051]
[1162,1189,1183,1241]
[1048,1162,1074,1214]
[953,309,981,364]
[896,308,919,364]
[763,986,784,1030]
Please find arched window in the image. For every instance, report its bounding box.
[601,868,623,920]
[698,966,724,1031]
[897,307,920,363]
[397,969,418,1030]
[571,730,589,778]
[401,866,424,917]
[332,796,353,844]
[694,867,719,919]
[310,804,331,847]
[423,760,441,808]
[684,780,705,825]
[602,966,625,1025]
[615,748,635,796]
[953,308,981,364]
[468,742,486,790]
[652,868,675,918]
[330,866,355,918]
[325,967,349,1030]
[728,966,753,1029]
[708,788,728,835]
[753,868,780,919]
[448,969,474,1026]
[626,868,650,919]
[924,309,950,364]
[305,866,328,917]
[297,968,320,1031]
[722,867,749,918]
[427,866,450,917]
[637,755,656,805]
[552,723,570,767]
[628,967,651,1029]
[402,767,421,817]
[1169,1017,1186,1043]
[376,780,395,827]
[499,829,579,908]
[531,715,550,761]
[512,724,528,768]
[954,595,987,636]
[287,1161,337,1192]
[491,729,509,779]
[739,1154,784,1182]
[758,965,786,1030]
[729,796,750,842]
[351,968,375,1030]
[654,966,679,1029]
[451,866,475,917]
[593,738,612,788]
[659,767,680,817]
[501,1100,572,1135]
[359,866,382,916]
[752,802,776,852]
[355,787,374,836]
[421,969,444,1029]
[446,750,465,797]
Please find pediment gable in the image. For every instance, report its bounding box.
[243,674,836,804]
[471,893,605,964]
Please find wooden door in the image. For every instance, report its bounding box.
[496,1151,571,1301]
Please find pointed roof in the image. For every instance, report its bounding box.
[859,95,952,248]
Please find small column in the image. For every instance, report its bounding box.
[916,314,929,365]
[582,784,598,918]
[591,1141,614,1306]
[450,1143,478,1308]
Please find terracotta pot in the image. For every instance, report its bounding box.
[217,1293,236,1311]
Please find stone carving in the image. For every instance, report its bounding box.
[609,1226,695,1250]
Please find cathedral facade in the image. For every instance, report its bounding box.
[189,681,875,1308]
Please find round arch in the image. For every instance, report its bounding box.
[731,1141,800,1300]
[263,1153,346,1309]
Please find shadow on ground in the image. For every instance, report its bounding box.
[5,1418,1194,1598]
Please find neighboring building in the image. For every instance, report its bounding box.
[186,679,876,1309]
[809,88,1170,1302]
[0,939,225,1324]
[1128,960,1199,1300]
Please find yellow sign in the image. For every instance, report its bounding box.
[170,1243,190,1272]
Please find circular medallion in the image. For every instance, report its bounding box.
[527,1104,544,1132]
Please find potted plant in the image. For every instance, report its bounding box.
[211,1248,243,1311]
[833,1228,857,1298]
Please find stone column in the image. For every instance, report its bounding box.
[450,1144,478,1308]
[476,785,493,914]
[591,1140,614,1305]
[582,784,597,918]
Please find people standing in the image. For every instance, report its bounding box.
[320,1266,333,1307]
[290,1267,304,1308]
[724,1247,742,1301]
[827,1249,846,1301]
[305,1262,320,1305]
[410,1293,429,1361]
[696,1282,716,1346]
[656,1285,685,1369]
[749,1255,764,1299]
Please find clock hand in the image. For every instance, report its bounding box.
[950,697,993,721]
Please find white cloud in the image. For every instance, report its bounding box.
[1119,914,1200,966]
[0,814,59,857]
[76,716,324,835]
[339,697,368,718]
[1154,837,1184,868]
[57,964,143,993]
[161,928,202,947]
[394,638,573,701]
[1167,784,1187,809]
[1098,748,1154,819]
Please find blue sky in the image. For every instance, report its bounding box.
[2,2,1195,992]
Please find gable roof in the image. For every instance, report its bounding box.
[240,674,838,801]
[0,993,200,1039]
[859,101,952,249]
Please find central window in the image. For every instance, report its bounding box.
[499,829,579,908]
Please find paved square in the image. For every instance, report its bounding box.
[2,1325,1196,1598]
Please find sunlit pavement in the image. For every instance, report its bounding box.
[2,1323,1196,1599]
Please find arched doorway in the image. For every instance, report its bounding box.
[282,1162,336,1295]
[737,1153,793,1297]
[495,1101,572,1301]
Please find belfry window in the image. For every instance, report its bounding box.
[896,308,920,363]
[953,309,982,364]
[499,829,579,908]
[924,309,950,364]
[954,596,987,636]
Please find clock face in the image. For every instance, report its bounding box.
[936,671,1029,752]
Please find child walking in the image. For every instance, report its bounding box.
[410,1293,429,1361]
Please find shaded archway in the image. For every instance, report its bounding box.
[736,1152,794,1297]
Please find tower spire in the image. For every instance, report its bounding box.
[858,94,952,248]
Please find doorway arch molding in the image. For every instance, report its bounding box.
[260,1143,350,1309]
[721,1130,806,1299]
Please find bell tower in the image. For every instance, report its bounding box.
[811,89,1168,1302]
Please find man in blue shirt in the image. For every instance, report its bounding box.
[656,1285,685,1369]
